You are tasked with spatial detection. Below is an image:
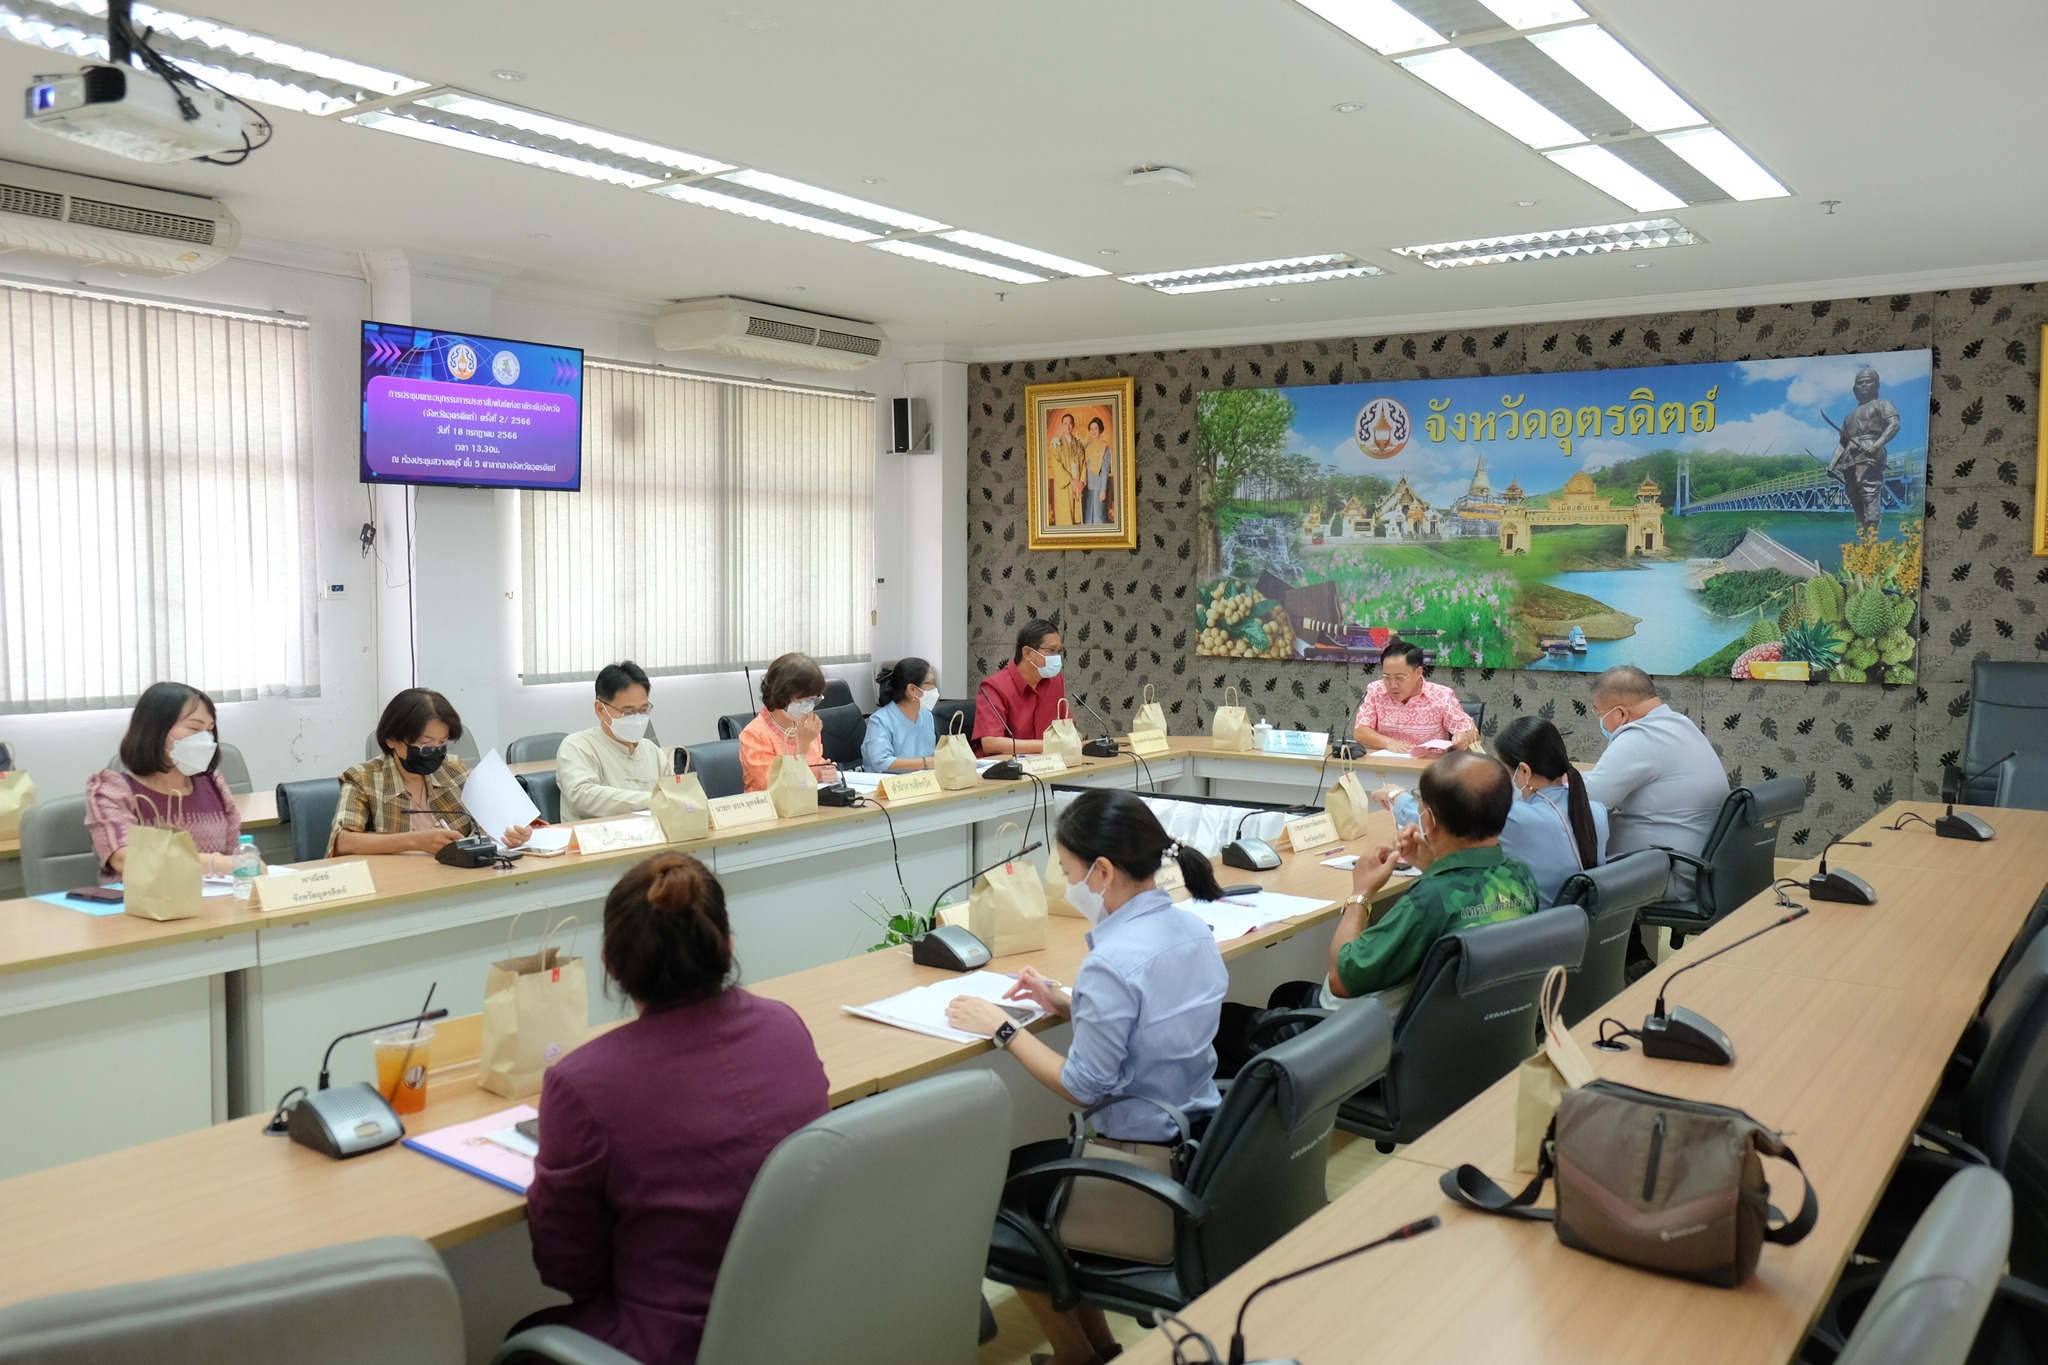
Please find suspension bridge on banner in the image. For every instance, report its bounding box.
[1673,451,1924,516]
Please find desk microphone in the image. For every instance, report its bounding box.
[1070,693,1124,759]
[1226,1216,1440,1365]
[983,702,1024,781]
[1639,907,1808,1065]
[743,664,758,713]
[1806,838,1877,905]
[1938,750,2015,842]
[266,1006,452,1158]
[908,843,1044,972]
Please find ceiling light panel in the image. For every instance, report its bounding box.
[1658,127,1790,201]
[1396,47,1585,148]
[346,93,726,188]
[1294,0,1443,55]
[348,109,662,187]
[1543,144,1684,212]
[717,169,947,233]
[419,93,728,177]
[1526,25,1703,132]
[1470,0,1585,29]
[1120,254,1385,294]
[936,230,1109,278]
[1462,36,1628,139]
[1393,217,1701,268]
[868,240,1049,284]
[657,183,889,242]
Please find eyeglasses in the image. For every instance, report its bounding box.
[604,701,656,717]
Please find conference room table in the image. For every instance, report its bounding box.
[1113,801,2048,1365]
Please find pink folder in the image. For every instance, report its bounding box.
[402,1104,538,1194]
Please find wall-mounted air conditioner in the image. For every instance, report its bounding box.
[654,296,888,372]
[0,157,238,276]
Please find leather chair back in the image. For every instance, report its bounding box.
[20,795,96,897]
[106,742,253,795]
[716,711,755,742]
[817,704,865,770]
[505,732,567,764]
[1642,778,1805,937]
[1961,930,2048,1174]
[1556,849,1670,1024]
[680,739,744,800]
[275,779,343,865]
[1958,661,2048,804]
[1459,697,1485,732]
[517,771,562,825]
[934,698,976,743]
[1836,1167,2011,1365]
[0,1235,463,1365]
[1995,760,2048,812]
[822,679,855,711]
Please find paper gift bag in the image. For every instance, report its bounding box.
[1211,687,1253,752]
[1043,851,1082,918]
[1044,700,1085,764]
[650,752,710,843]
[1133,684,1166,736]
[1325,771,1374,841]
[479,913,589,1099]
[767,753,819,818]
[968,821,1048,955]
[0,769,36,839]
[1514,965,1598,1172]
[123,823,203,922]
[935,711,980,791]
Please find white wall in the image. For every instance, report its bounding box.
[0,248,962,797]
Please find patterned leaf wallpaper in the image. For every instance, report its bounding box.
[966,284,2046,847]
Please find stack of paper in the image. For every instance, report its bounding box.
[462,750,543,842]
[1181,890,1330,941]
[838,771,887,793]
[403,1104,539,1194]
[521,828,575,857]
[845,970,1045,1043]
[1321,854,1420,879]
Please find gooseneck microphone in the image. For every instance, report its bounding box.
[1939,750,2016,842]
[983,700,1024,781]
[1640,908,1808,1065]
[1070,693,1124,759]
[1807,838,1877,905]
[316,1009,451,1090]
[1227,1216,1441,1365]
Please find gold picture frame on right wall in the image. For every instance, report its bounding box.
[2037,323,2048,555]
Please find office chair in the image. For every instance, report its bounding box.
[1459,697,1485,732]
[274,779,343,864]
[1637,776,1806,949]
[19,795,97,896]
[1555,849,1671,1025]
[1819,1167,2013,1365]
[678,740,744,800]
[505,732,567,764]
[517,771,562,825]
[1945,662,2048,806]
[817,703,865,770]
[715,711,755,742]
[933,698,976,742]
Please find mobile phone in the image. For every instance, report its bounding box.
[996,1002,1037,1024]
[514,1118,539,1142]
[67,886,124,904]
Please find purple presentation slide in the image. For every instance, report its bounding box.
[360,323,583,490]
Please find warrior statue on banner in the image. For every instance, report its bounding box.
[1825,366,1899,535]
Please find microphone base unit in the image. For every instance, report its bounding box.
[910,925,992,972]
[1807,868,1878,904]
[1638,1005,1736,1066]
[1936,810,1996,842]
[984,759,1025,781]
[1082,739,1121,759]
[818,783,859,807]
[285,1082,405,1158]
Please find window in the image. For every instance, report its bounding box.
[0,280,317,712]
[520,361,875,683]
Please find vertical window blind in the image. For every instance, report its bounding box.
[0,280,318,713]
[520,362,875,683]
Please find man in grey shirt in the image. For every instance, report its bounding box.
[1584,665,1730,906]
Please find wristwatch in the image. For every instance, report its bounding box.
[991,1019,1019,1049]
[1345,892,1371,910]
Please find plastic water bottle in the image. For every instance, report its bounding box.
[231,834,262,901]
[1252,717,1273,751]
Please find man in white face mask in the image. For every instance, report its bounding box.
[556,661,665,821]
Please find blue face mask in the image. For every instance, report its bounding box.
[1597,706,1621,741]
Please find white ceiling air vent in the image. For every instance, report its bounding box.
[0,158,240,276]
[653,297,888,372]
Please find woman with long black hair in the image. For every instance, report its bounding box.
[1490,714,1609,907]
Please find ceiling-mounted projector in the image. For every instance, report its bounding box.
[27,65,250,164]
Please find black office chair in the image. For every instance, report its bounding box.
[1255,908,1587,1151]
[274,779,342,864]
[1946,662,2048,806]
[987,998,1393,1320]
[1459,697,1486,732]
[1636,777,1807,950]
[517,771,562,825]
[505,732,567,764]
[681,739,744,800]
[716,711,756,742]
[818,704,865,770]
[1555,849,1672,1025]
[1996,761,2048,813]
[933,698,976,742]
[822,679,856,711]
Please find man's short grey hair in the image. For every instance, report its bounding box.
[1591,665,1657,704]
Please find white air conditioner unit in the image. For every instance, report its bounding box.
[0,157,239,276]
[654,296,888,372]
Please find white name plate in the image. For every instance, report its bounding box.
[708,791,780,831]
[1020,753,1069,777]
[1127,729,1171,757]
[1283,812,1340,852]
[879,770,942,802]
[256,860,377,912]
[575,816,667,854]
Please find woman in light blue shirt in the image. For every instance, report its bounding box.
[946,788,1227,1365]
[860,656,939,772]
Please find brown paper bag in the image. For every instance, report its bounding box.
[1133,683,1166,737]
[1514,965,1598,1172]
[1043,851,1082,918]
[122,823,203,922]
[1044,700,1084,764]
[935,710,980,790]
[968,821,1048,955]
[1325,771,1373,841]
[479,913,590,1099]
[650,752,710,843]
[0,770,36,838]
[1211,687,1253,752]
[766,752,819,818]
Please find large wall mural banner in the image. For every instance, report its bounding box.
[1193,350,1931,684]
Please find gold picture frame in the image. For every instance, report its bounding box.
[2036,323,2048,555]
[1026,376,1137,552]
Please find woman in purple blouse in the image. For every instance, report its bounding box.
[83,681,241,880]
[525,852,829,1365]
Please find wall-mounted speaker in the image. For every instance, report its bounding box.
[890,397,931,454]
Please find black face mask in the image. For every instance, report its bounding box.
[400,745,447,776]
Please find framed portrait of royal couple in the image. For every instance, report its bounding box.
[1025,376,1137,552]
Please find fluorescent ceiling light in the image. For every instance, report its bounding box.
[937,230,1110,278]
[418,93,728,177]
[718,169,946,233]
[1121,253,1384,294]
[1472,0,1586,28]
[1527,25,1703,132]
[1392,217,1702,268]
[1658,127,1789,201]
[656,182,887,241]
[1396,48,1584,149]
[869,239,1049,284]
[347,108,662,187]
[1294,0,1443,55]
[1543,144,1685,211]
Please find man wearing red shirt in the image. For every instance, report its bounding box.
[974,619,1066,756]
[1353,639,1479,755]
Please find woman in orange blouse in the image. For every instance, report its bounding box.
[738,653,842,791]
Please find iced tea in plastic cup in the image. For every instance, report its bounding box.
[373,1023,435,1115]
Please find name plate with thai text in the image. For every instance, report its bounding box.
[708,791,780,831]
[575,816,666,854]
[255,860,377,912]
[879,770,942,802]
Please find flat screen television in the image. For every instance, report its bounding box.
[359,320,583,491]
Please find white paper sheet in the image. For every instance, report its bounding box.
[521,827,574,857]
[1320,854,1420,879]
[844,970,1045,1044]
[1416,738,1454,752]
[1181,890,1331,941]
[461,749,541,842]
[838,771,886,793]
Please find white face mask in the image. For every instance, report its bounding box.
[1037,652,1064,679]
[608,711,650,744]
[786,697,820,718]
[1065,861,1108,924]
[169,732,216,776]
[916,688,937,716]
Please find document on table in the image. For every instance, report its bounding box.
[1181,890,1331,941]
[1416,738,1453,752]
[521,827,574,857]
[461,749,541,842]
[403,1104,538,1194]
[845,970,1046,1044]
[838,771,886,793]
[1321,854,1420,878]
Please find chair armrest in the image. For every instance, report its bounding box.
[1941,765,1963,804]
[495,1326,644,1365]
[1246,1006,1335,1052]
[1002,1157,1212,1227]
[1909,1124,1990,1167]
[994,1205,1084,1313]
[1648,846,1711,873]
[1996,1274,2048,1316]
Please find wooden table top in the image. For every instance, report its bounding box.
[0,789,278,861]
